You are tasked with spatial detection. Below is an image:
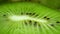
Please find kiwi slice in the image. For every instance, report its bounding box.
[0,2,60,34]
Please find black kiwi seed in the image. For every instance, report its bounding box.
[50,24,54,26]
[26,13,29,15]
[34,21,37,26]
[21,12,23,15]
[24,21,28,25]
[3,14,6,16]
[35,14,38,17]
[44,16,50,20]
[47,18,50,20]
[26,13,32,15]
[32,13,35,15]
[44,16,47,18]
[29,13,32,15]
[56,21,60,23]
[38,24,40,27]
[29,20,32,25]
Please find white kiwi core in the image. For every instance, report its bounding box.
[9,15,47,23]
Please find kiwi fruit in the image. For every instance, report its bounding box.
[0,2,60,34]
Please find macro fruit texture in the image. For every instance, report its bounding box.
[0,2,60,34]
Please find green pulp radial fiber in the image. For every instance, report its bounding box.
[0,2,60,34]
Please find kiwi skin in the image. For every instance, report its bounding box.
[0,2,60,34]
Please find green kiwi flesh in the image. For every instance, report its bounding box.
[0,2,60,34]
